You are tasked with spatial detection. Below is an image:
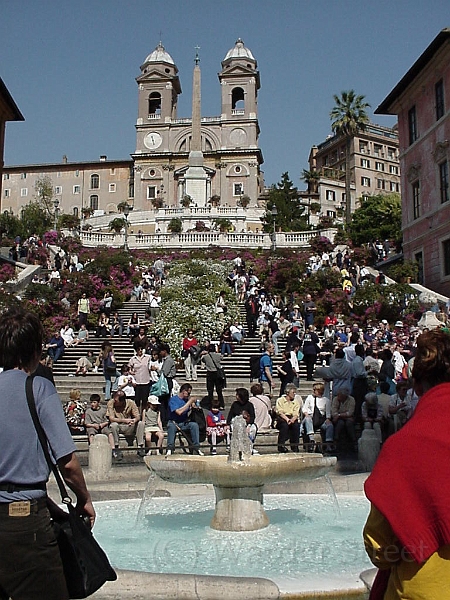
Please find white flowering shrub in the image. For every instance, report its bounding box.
[153,259,239,358]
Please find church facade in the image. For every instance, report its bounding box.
[2,40,265,232]
[132,39,264,212]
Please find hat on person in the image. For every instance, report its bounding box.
[148,395,160,405]
[293,304,300,309]
[381,319,388,324]
[394,320,404,328]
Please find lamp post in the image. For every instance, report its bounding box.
[271,206,278,251]
[53,199,60,231]
[123,203,131,251]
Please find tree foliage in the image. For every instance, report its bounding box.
[21,203,53,237]
[347,193,402,248]
[261,172,309,232]
[168,218,183,233]
[34,175,55,218]
[109,217,126,233]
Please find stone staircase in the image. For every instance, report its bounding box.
[53,300,317,405]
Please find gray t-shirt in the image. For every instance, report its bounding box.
[0,370,76,502]
[85,405,108,426]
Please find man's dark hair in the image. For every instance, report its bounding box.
[179,383,192,394]
[235,387,249,403]
[160,343,170,353]
[90,393,101,403]
[133,340,146,352]
[379,381,390,394]
[335,348,345,359]
[0,308,43,371]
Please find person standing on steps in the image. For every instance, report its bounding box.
[77,292,90,327]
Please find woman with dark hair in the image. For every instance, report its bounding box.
[364,330,450,598]
[226,388,255,425]
[127,311,140,342]
[0,309,94,599]
[101,341,118,401]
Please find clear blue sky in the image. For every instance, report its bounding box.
[1,0,448,187]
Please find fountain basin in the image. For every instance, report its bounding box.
[144,453,337,531]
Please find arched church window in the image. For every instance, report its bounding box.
[232,87,245,111]
[90,195,99,211]
[90,174,99,189]
[149,92,161,115]
[73,207,79,218]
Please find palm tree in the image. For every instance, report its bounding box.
[301,169,320,194]
[330,90,370,224]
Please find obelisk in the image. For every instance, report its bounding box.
[184,46,208,206]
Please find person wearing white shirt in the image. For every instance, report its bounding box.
[300,382,333,450]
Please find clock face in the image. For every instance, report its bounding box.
[144,132,162,150]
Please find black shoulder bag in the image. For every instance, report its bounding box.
[26,376,117,599]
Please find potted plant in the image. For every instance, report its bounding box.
[181,195,193,208]
[213,218,233,233]
[208,194,221,207]
[310,202,321,215]
[238,195,251,208]
[151,197,163,209]
[387,260,419,284]
[167,218,183,234]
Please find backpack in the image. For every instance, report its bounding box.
[250,355,262,382]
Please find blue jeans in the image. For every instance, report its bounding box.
[48,347,64,363]
[167,421,200,451]
[272,330,282,355]
[301,415,334,442]
[104,370,120,400]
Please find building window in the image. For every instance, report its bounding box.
[148,92,161,116]
[375,161,385,172]
[377,179,385,190]
[387,147,396,159]
[55,186,62,195]
[89,195,99,211]
[361,177,371,187]
[374,144,383,157]
[327,210,336,218]
[3,173,9,180]
[390,182,400,192]
[110,168,116,175]
[73,185,80,194]
[389,165,399,175]
[359,141,368,154]
[443,240,450,277]
[435,79,445,121]
[440,161,449,204]
[4,189,10,198]
[361,158,370,168]
[325,190,336,201]
[20,173,27,179]
[109,183,116,193]
[73,207,79,218]
[90,174,100,189]
[408,106,418,145]
[147,185,157,200]
[412,181,420,219]
[415,251,424,284]
[20,188,28,197]
[75,170,80,177]
[129,180,134,198]
[233,183,243,196]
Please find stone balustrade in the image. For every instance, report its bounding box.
[80,228,337,250]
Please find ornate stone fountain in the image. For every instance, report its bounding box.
[144,417,336,531]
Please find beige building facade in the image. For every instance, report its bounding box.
[309,123,401,221]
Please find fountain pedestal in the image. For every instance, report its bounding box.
[212,485,268,531]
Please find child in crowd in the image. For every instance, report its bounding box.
[63,389,86,435]
[84,393,115,448]
[117,363,137,399]
[142,395,164,455]
[206,400,230,455]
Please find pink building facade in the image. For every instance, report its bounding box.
[376,29,450,296]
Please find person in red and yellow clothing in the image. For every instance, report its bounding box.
[364,329,450,599]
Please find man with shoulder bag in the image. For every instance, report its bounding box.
[0,309,96,600]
